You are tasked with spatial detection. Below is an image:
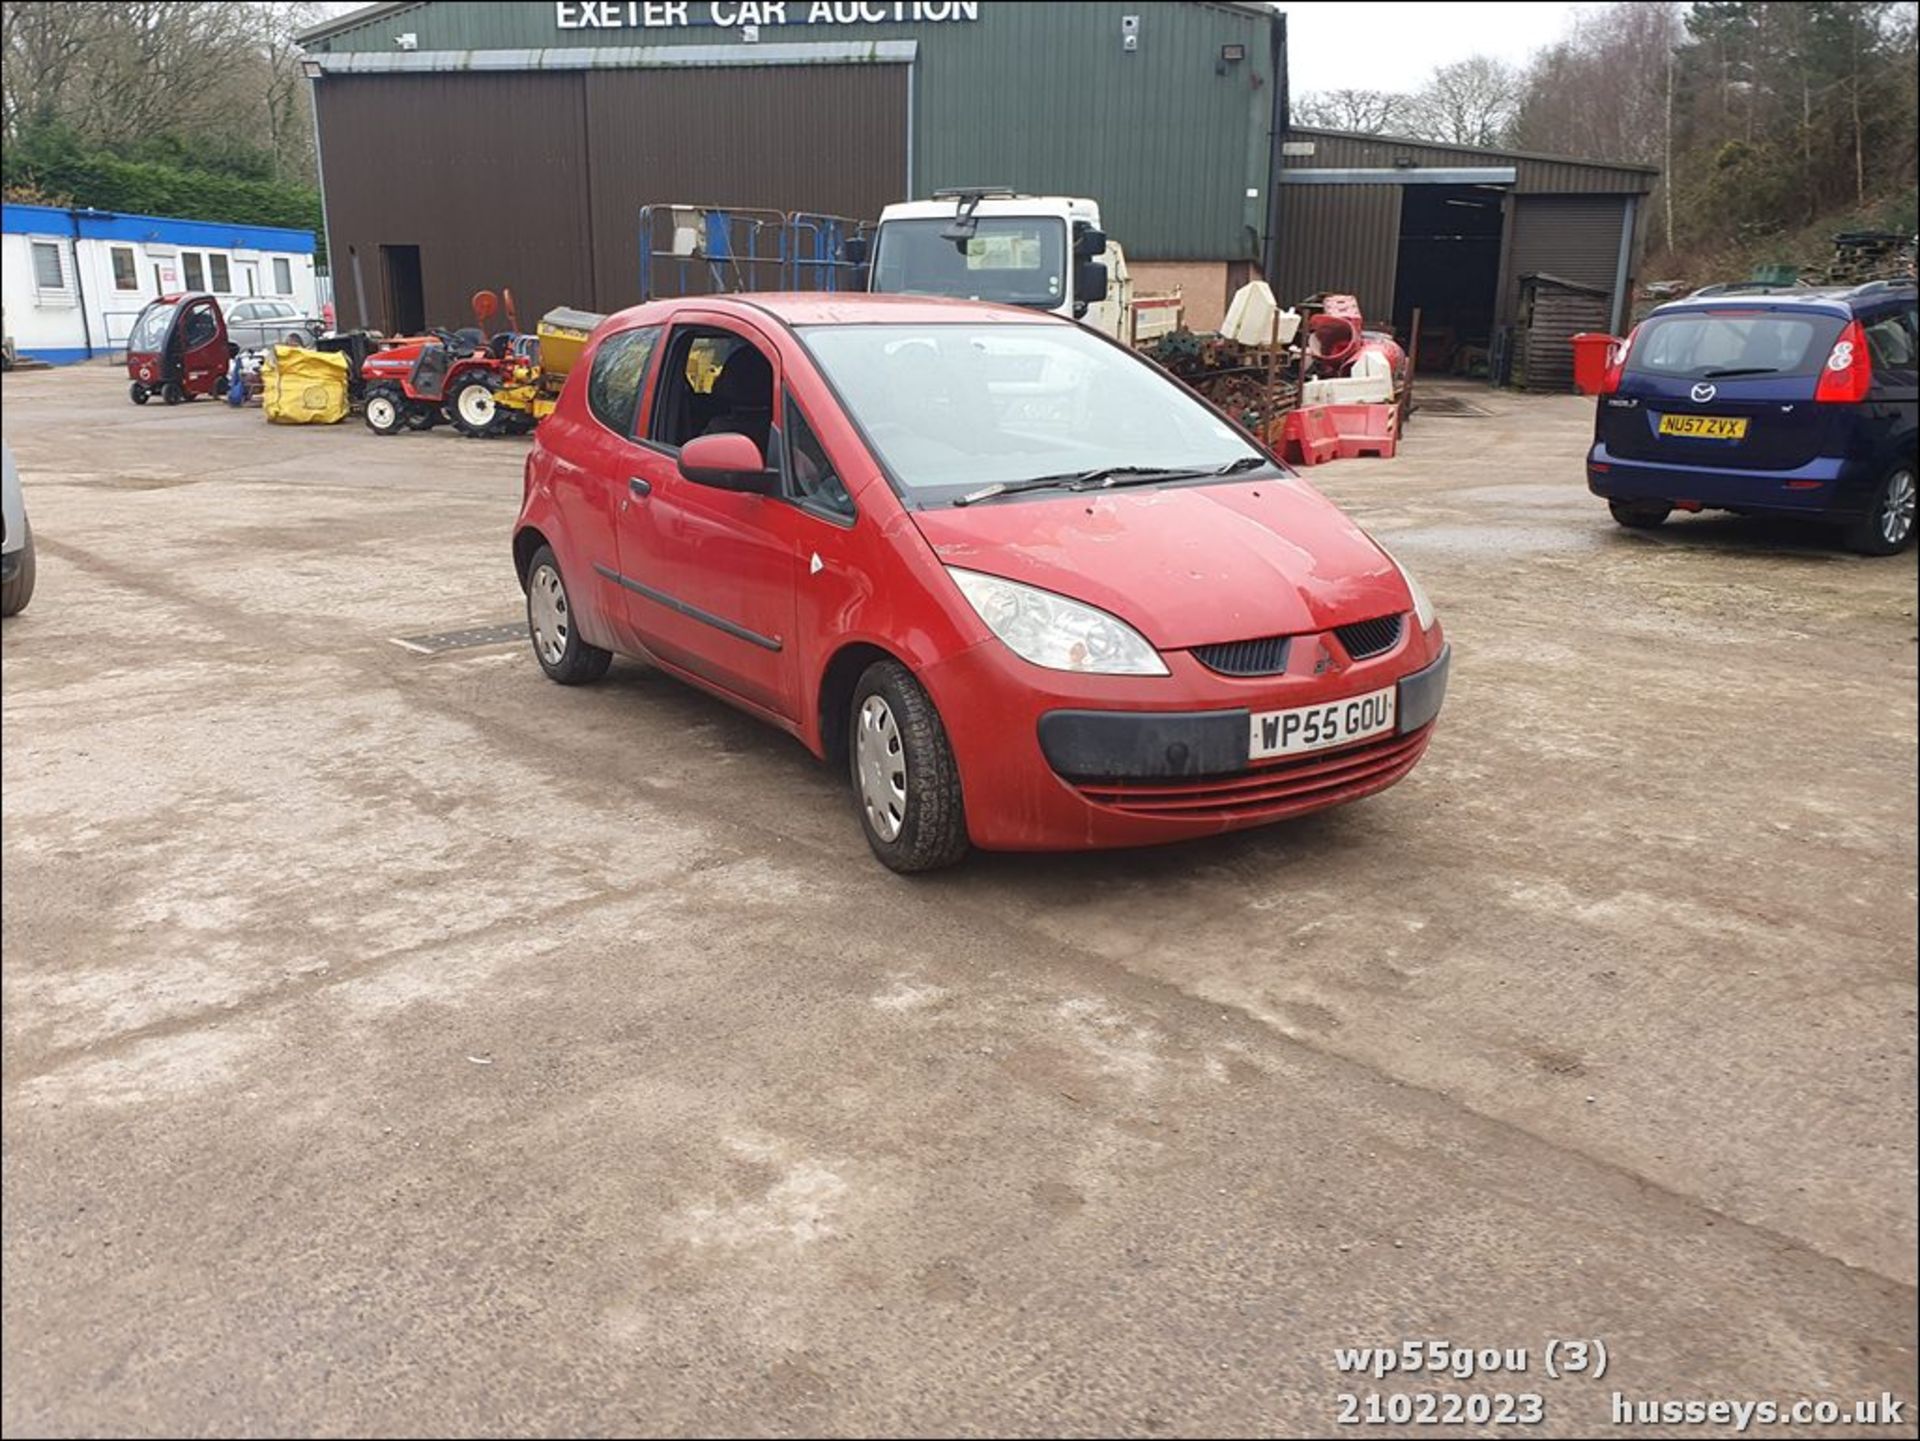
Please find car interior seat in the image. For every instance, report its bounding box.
[700,346,773,454]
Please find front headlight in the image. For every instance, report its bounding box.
[947,567,1169,676]
[1384,550,1436,631]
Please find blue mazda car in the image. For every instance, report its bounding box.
[1587,280,1917,554]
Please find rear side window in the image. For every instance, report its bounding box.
[1629,311,1842,380]
[1863,309,1917,372]
[586,326,660,436]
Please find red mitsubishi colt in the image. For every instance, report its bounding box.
[513,294,1448,871]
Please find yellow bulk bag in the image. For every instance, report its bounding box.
[262,345,350,424]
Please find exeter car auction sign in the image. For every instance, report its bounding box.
[556,1,981,29]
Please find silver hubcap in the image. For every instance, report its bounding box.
[529,564,569,666]
[458,385,495,427]
[367,396,396,429]
[855,695,908,842]
[1882,469,1915,546]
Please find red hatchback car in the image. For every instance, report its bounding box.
[512,295,1449,871]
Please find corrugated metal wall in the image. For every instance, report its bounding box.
[1270,184,1401,320]
[314,72,594,329]
[304,1,1282,262]
[582,66,907,311]
[314,66,905,324]
[1283,127,1655,196]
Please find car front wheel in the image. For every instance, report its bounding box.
[1845,463,1916,555]
[849,660,969,873]
[525,545,611,685]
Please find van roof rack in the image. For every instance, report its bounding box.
[931,186,1019,200]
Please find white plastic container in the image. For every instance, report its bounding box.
[1221,282,1300,347]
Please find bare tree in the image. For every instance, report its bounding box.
[1402,56,1522,148]
[1292,88,1408,135]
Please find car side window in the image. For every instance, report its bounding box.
[183,304,217,348]
[784,394,854,521]
[649,327,774,455]
[1863,307,1917,374]
[586,326,661,437]
[230,303,257,322]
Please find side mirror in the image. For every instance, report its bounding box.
[1075,259,1110,306]
[843,234,870,267]
[678,432,777,494]
[1074,226,1108,260]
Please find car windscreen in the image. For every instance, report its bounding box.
[870,219,1067,310]
[1628,309,1844,379]
[130,302,175,352]
[798,322,1264,505]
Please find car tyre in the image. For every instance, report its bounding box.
[449,371,504,437]
[1609,498,1672,530]
[129,382,149,405]
[525,545,611,685]
[1,521,34,618]
[363,383,407,436]
[849,659,969,873]
[1844,463,1916,556]
[162,380,186,405]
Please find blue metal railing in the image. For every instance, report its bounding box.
[638,205,873,302]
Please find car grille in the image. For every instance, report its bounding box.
[1191,635,1291,677]
[1333,613,1404,659]
[1073,726,1431,821]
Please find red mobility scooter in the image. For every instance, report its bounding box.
[126,293,231,405]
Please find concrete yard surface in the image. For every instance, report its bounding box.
[2,364,1915,1436]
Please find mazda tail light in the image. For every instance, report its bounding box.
[1814,319,1871,403]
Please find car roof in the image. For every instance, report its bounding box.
[1657,280,1915,319]
[599,292,1071,332]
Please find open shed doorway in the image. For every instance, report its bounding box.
[1392,184,1506,376]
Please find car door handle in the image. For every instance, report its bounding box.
[629,477,652,499]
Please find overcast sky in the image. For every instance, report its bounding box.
[1277,2,1582,94]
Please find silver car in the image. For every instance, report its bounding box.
[225,299,321,353]
[3,441,34,617]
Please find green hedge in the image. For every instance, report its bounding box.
[3,132,324,261]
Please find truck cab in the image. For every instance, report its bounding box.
[866,189,1129,337]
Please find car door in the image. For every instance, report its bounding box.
[544,322,665,658]
[178,299,227,390]
[1862,302,1919,462]
[623,315,800,720]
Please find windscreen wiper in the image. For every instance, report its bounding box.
[1701,366,1780,378]
[954,458,1271,507]
[1083,456,1274,491]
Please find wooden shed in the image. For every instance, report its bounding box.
[1516,273,1613,392]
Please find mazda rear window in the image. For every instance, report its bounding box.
[1628,311,1842,380]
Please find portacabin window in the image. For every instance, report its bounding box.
[586,325,661,437]
[110,245,139,291]
[182,252,205,291]
[273,257,292,294]
[209,254,231,293]
[30,240,65,291]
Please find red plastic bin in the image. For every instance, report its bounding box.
[1570,332,1620,395]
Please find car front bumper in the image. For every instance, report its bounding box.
[920,626,1449,852]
